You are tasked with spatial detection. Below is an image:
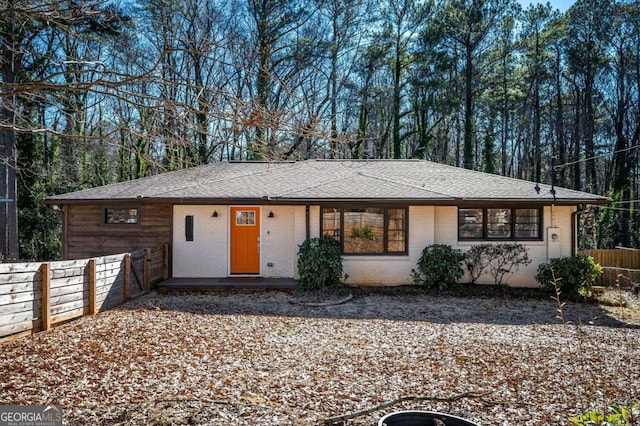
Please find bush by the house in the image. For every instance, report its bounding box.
[412,244,465,290]
[465,243,531,285]
[297,235,344,290]
[535,255,603,297]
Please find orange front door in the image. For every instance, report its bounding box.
[230,207,261,274]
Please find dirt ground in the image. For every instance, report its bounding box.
[1,289,639,425]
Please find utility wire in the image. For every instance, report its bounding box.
[587,205,637,212]
[610,199,640,205]
[553,144,640,169]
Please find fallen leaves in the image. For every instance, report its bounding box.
[0,290,639,425]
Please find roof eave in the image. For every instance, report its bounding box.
[44,196,610,206]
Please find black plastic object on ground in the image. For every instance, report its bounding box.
[379,410,481,426]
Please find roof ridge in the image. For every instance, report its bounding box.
[313,158,422,162]
[148,162,293,197]
[270,174,352,198]
[356,171,454,198]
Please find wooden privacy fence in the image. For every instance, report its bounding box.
[579,248,640,287]
[0,245,169,342]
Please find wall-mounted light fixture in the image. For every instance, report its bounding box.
[212,210,218,218]
[268,211,275,218]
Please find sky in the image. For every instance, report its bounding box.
[517,0,576,12]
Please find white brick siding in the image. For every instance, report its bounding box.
[262,206,297,278]
[173,204,576,287]
[434,205,576,287]
[173,205,229,278]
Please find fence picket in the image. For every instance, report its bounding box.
[578,248,640,287]
[0,246,168,342]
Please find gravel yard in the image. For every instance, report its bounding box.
[1,289,639,425]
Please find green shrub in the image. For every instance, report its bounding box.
[412,244,465,290]
[570,402,639,426]
[297,236,344,290]
[536,255,603,297]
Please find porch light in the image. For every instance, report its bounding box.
[268,211,275,218]
[212,211,218,217]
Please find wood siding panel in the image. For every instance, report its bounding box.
[65,203,172,260]
[1,247,167,340]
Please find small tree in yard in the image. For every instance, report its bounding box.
[486,243,531,285]
[297,236,344,290]
[464,244,493,284]
[465,243,531,285]
[412,244,465,290]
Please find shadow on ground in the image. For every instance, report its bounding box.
[118,286,640,329]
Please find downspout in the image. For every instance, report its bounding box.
[305,204,310,240]
[571,205,583,256]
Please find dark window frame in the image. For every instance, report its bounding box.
[458,207,543,241]
[321,205,409,256]
[103,206,140,225]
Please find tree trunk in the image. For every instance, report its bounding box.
[392,31,402,159]
[555,48,566,187]
[463,44,474,169]
[0,10,19,260]
[612,47,630,247]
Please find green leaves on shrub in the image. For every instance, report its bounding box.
[536,255,603,297]
[297,236,344,290]
[570,402,639,426]
[412,244,465,290]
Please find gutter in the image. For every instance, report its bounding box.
[305,205,310,240]
[43,195,610,208]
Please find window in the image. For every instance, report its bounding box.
[235,210,256,225]
[459,209,483,239]
[387,208,406,252]
[322,206,407,255]
[344,207,384,253]
[104,207,138,225]
[515,208,540,239]
[458,207,542,240]
[487,208,511,239]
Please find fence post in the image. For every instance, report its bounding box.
[88,259,96,315]
[163,243,169,280]
[124,254,131,300]
[144,248,151,291]
[40,263,50,331]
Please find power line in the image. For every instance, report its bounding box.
[553,144,640,169]
[610,199,640,205]
[587,205,636,212]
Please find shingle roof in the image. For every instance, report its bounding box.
[45,159,609,205]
